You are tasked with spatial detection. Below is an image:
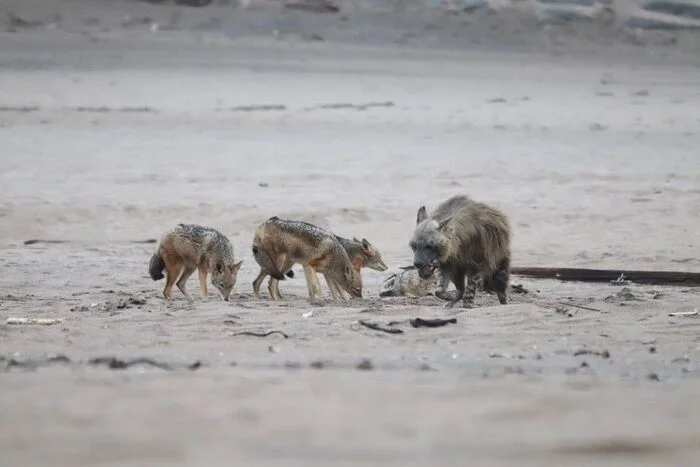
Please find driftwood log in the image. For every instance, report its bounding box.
[510,267,700,287]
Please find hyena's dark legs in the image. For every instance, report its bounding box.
[435,268,456,301]
[491,256,510,305]
[462,275,478,308]
[444,270,465,309]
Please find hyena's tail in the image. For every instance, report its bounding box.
[149,252,166,281]
[285,270,295,279]
[252,245,286,281]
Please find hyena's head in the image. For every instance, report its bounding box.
[352,237,388,272]
[211,260,243,301]
[410,206,452,279]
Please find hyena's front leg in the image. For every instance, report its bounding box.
[444,271,465,309]
[434,268,458,301]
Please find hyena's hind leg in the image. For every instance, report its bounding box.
[176,266,196,303]
[490,257,510,305]
[462,275,479,308]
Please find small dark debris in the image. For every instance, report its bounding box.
[649,346,657,354]
[310,360,330,369]
[573,349,611,359]
[230,330,289,338]
[419,363,436,371]
[284,361,302,369]
[24,239,67,245]
[258,182,269,188]
[223,320,238,326]
[580,361,589,368]
[555,306,573,317]
[647,372,661,381]
[357,320,403,334]
[130,238,157,244]
[356,359,374,370]
[589,123,607,131]
[88,357,172,370]
[228,105,286,112]
[487,97,507,103]
[284,0,340,14]
[511,283,528,294]
[409,317,457,328]
[672,356,691,363]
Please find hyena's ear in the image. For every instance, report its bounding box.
[361,238,372,253]
[438,216,452,231]
[229,260,243,274]
[216,262,224,273]
[416,206,427,224]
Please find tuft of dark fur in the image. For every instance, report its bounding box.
[252,245,286,281]
[148,252,165,281]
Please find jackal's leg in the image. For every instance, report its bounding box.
[330,279,349,301]
[163,264,184,304]
[302,264,322,299]
[271,278,283,299]
[253,269,267,299]
[197,264,209,301]
[176,266,196,303]
[268,277,283,300]
[324,275,340,300]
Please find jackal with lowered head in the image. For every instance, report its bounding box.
[149,223,243,303]
[410,194,511,308]
[251,217,363,300]
[259,234,388,300]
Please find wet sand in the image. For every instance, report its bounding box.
[2,1,700,465]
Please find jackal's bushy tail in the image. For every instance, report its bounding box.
[252,245,287,281]
[149,252,165,281]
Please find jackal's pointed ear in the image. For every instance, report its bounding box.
[438,216,452,231]
[361,238,372,253]
[229,260,243,274]
[416,206,427,224]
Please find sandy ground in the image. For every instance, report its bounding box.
[2,1,700,465]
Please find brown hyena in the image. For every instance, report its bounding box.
[409,194,511,308]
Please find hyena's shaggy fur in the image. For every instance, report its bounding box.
[410,194,511,308]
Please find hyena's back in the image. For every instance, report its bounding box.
[434,195,511,275]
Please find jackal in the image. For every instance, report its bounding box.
[149,223,243,303]
[251,217,363,300]
[258,234,387,300]
[410,194,511,308]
